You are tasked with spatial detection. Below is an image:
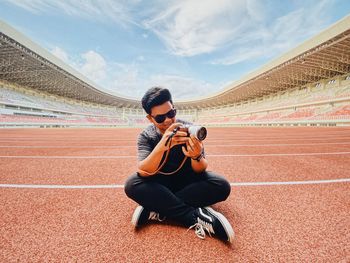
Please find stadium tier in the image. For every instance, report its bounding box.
[0,82,132,127]
[1,16,350,127]
[1,75,350,128]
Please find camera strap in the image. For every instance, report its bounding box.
[139,127,188,176]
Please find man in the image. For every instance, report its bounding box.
[124,87,234,243]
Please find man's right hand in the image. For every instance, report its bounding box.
[159,123,189,151]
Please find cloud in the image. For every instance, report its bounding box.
[212,0,334,65]
[142,0,335,64]
[51,46,69,63]
[146,74,218,100]
[106,66,218,100]
[137,55,145,61]
[79,50,107,83]
[50,47,110,90]
[212,48,265,65]
[3,0,48,13]
[4,0,140,26]
[10,0,338,65]
[49,45,218,100]
[246,0,267,22]
[109,63,143,98]
[143,0,249,56]
[49,47,146,99]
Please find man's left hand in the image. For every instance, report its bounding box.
[181,134,203,159]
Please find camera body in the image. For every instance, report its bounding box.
[180,125,207,141]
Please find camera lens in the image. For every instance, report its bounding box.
[187,126,207,141]
[196,127,207,141]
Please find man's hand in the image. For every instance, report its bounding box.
[159,123,189,151]
[181,134,203,159]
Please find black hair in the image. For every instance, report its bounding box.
[141,87,173,114]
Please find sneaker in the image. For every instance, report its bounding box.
[131,206,165,227]
[188,207,234,243]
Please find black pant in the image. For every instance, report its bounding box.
[124,170,231,227]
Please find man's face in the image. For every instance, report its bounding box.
[147,101,176,133]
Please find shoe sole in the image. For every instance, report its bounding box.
[131,206,143,227]
[205,207,235,243]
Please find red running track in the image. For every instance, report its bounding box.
[0,127,349,262]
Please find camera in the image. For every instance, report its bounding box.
[180,125,207,141]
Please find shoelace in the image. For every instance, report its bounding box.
[148,212,165,222]
[187,218,215,239]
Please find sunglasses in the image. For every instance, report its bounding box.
[151,108,177,123]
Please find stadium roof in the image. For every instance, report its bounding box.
[0,20,140,108]
[1,16,350,110]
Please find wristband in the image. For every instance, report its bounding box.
[192,153,203,162]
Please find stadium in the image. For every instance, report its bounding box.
[1,16,350,128]
[1,13,350,263]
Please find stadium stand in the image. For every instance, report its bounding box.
[1,76,349,127]
[0,82,130,127]
[196,77,350,126]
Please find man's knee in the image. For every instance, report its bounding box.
[205,172,231,200]
[124,173,139,198]
[220,178,231,200]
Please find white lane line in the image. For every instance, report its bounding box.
[1,142,350,148]
[0,139,136,142]
[0,145,135,148]
[1,152,350,159]
[208,138,350,142]
[230,178,350,186]
[1,178,349,189]
[207,142,350,147]
[0,155,135,159]
[0,184,125,189]
[209,152,350,157]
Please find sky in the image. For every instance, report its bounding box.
[0,0,350,101]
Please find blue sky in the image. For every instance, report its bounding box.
[1,0,350,100]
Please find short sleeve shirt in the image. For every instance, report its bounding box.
[137,119,204,174]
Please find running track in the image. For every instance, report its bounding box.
[0,127,349,262]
